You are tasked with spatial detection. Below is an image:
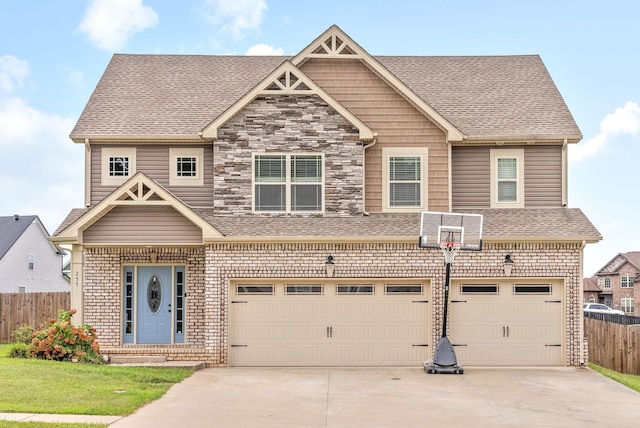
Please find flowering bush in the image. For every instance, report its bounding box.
[29,309,104,364]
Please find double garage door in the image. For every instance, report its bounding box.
[229,281,431,366]
[228,279,564,367]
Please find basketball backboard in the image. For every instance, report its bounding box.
[418,211,483,251]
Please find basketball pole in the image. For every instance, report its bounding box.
[441,257,451,338]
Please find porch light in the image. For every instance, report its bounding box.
[325,255,335,277]
[504,254,514,276]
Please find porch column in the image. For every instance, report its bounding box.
[70,244,84,325]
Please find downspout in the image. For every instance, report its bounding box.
[562,139,568,207]
[579,239,587,365]
[84,139,91,208]
[362,133,378,216]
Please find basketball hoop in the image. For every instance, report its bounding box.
[439,241,462,265]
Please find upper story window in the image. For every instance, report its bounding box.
[253,153,323,212]
[28,254,34,270]
[490,148,524,208]
[382,147,428,212]
[101,147,136,186]
[604,277,612,289]
[170,148,204,186]
[621,276,634,288]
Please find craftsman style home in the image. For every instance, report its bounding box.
[584,252,640,314]
[0,215,69,293]
[52,26,600,367]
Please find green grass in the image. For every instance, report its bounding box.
[589,362,640,393]
[0,344,193,416]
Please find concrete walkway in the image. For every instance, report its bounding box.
[2,367,639,427]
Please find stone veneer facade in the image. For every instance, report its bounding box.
[214,94,363,216]
[84,241,585,367]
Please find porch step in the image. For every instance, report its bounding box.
[108,356,206,370]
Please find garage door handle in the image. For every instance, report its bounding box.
[326,326,333,338]
[412,300,429,303]
[545,344,562,347]
[503,326,510,337]
[412,344,429,347]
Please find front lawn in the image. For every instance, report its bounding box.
[0,344,193,416]
[589,362,640,393]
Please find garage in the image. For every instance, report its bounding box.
[228,280,431,366]
[449,280,564,366]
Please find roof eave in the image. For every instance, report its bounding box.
[70,134,210,144]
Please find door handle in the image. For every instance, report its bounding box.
[326,326,333,338]
[506,326,509,337]
[503,326,506,337]
[327,326,330,338]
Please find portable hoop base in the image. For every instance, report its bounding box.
[424,361,464,375]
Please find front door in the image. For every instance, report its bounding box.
[137,266,172,344]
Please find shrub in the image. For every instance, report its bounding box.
[9,342,31,358]
[11,324,34,345]
[29,309,104,364]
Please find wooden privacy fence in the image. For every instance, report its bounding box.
[0,292,70,343]
[584,316,640,375]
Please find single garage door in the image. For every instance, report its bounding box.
[229,281,431,366]
[449,280,563,366]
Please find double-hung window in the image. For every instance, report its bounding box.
[382,148,428,211]
[621,297,634,313]
[490,148,524,208]
[254,154,323,212]
[621,276,634,288]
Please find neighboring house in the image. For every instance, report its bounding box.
[582,276,602,304]
[586,252,640,314]
[0,215,69,293]
[51,25,601,367]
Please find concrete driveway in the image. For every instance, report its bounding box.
[111,366,640,427]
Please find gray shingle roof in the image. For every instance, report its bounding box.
[71,54,581,141]
[0,215,38,260]
[55,208,600,243]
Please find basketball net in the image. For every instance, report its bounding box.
[439,241,462,265]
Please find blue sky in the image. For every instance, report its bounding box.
[1,0,639,276]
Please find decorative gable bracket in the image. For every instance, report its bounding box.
[202,60,374,141]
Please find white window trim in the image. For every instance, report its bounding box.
[101,147,136,186]
[382,147,428,212]
[490,148,524,208]
[621,276,634,288]
[252,153,325,213]
[18,285,26,293]
[169,148,204,186]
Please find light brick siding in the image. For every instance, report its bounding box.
[83,247,210,363]
[84,242,584,367]
[214,94,363,216]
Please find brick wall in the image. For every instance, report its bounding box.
[214,94,363,216]
[83,242,584,367]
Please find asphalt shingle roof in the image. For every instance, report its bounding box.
[56,208,600,242]
[0,215,38,260]
[71,54,581,140]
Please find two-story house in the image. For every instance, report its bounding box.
[0,215,69,293]
[586,252,640,314]
[52,25,601,367]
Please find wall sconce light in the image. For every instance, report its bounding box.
[504,254,514,276]
[325,255,335,277]
[150,251,158,263]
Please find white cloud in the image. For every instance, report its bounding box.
[203,0,267,39]
[245,43,284,55]
[78,0,158,52]
[570,101,640,162]
[0,96,84,233]
[0,55,29,93]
